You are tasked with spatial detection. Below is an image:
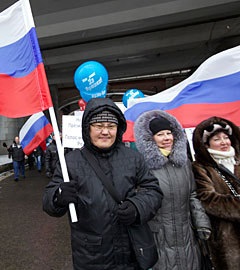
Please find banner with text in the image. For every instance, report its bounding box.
[62,113,84,149]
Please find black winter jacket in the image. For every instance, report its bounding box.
[43,98,162,270]
[45,141,58,174]
[8,142,25,162]
[33,145,44,158]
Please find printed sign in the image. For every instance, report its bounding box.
[184,127,195,161]
[62,113,84,149]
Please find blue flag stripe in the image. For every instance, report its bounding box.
[0,28,42,77]
[21,115,50,149]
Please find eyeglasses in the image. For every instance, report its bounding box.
[90,123,118,131]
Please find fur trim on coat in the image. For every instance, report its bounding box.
[134,110,187,169]
[192,116,240,270]
[134,110,211,270]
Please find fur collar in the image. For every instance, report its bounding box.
[134,110,187,170]
[193,116,240,166]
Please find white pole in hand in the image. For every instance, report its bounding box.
[48,107,78,223]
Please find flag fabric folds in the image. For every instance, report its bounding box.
[19,112,53,155]
[0,0,53,118]
[123,45,240,142]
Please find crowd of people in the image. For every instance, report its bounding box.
[3,97,239,270]
[42,98,240,270]
[3,134,61,182]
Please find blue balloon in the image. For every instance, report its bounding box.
[122,89,145,108]
[74,61,108,102]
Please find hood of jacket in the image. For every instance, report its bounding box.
[134,110,187,169]
[193,116,240,166]
[82,98,127,152]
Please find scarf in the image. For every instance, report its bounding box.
[159,147,171,157]
[208,146,236,173]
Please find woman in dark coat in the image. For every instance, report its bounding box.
[134,110,211,270]
[43,98,162,270]
[192,116,240,270]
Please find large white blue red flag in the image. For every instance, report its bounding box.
[123,45,240,142]
[0,0,53,118]
[19,112,53,155]
[1,1,78,222]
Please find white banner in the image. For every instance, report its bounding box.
[62,113,84,149]
[184,127,195,161]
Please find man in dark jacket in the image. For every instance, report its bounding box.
[8,136,25,181]
[43,98,163,270]
[45,134,58,178]
[45,133,71,178]
[33,145,44,172]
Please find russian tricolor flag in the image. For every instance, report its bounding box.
[123,45,240,142]
[19,112,53,155]
[0,0,53,118]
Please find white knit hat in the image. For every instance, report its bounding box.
[202,123,232,143]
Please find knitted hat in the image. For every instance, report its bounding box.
[149,117,172,135]
[89,110,118,125]
[202,122,232,143]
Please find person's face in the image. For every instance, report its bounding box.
[153,130,174,151]
[15,136,19,144]
[208,131,231,151]
[90,122,118,149]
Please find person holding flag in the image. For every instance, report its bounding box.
[43,98,162,270]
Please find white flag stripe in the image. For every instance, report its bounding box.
[128,45,240,106]
[19,112,44,142]
[0,0,34,47]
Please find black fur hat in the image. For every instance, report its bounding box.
[149,117,172,135]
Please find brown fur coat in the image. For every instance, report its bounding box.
[192,116,240,270]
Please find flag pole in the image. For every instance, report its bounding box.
[48,106,78,223]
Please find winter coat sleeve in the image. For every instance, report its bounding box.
[127,153,163,224]
[193,162,240,222]
[42,161,69,217]
[189,162,211,230]
[190,189,211,230]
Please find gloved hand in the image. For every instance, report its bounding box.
[197,228,211,240]
[46,172,52,178]
[117,201,138,225]
[2,142,7,148]
[54,181,78,207]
